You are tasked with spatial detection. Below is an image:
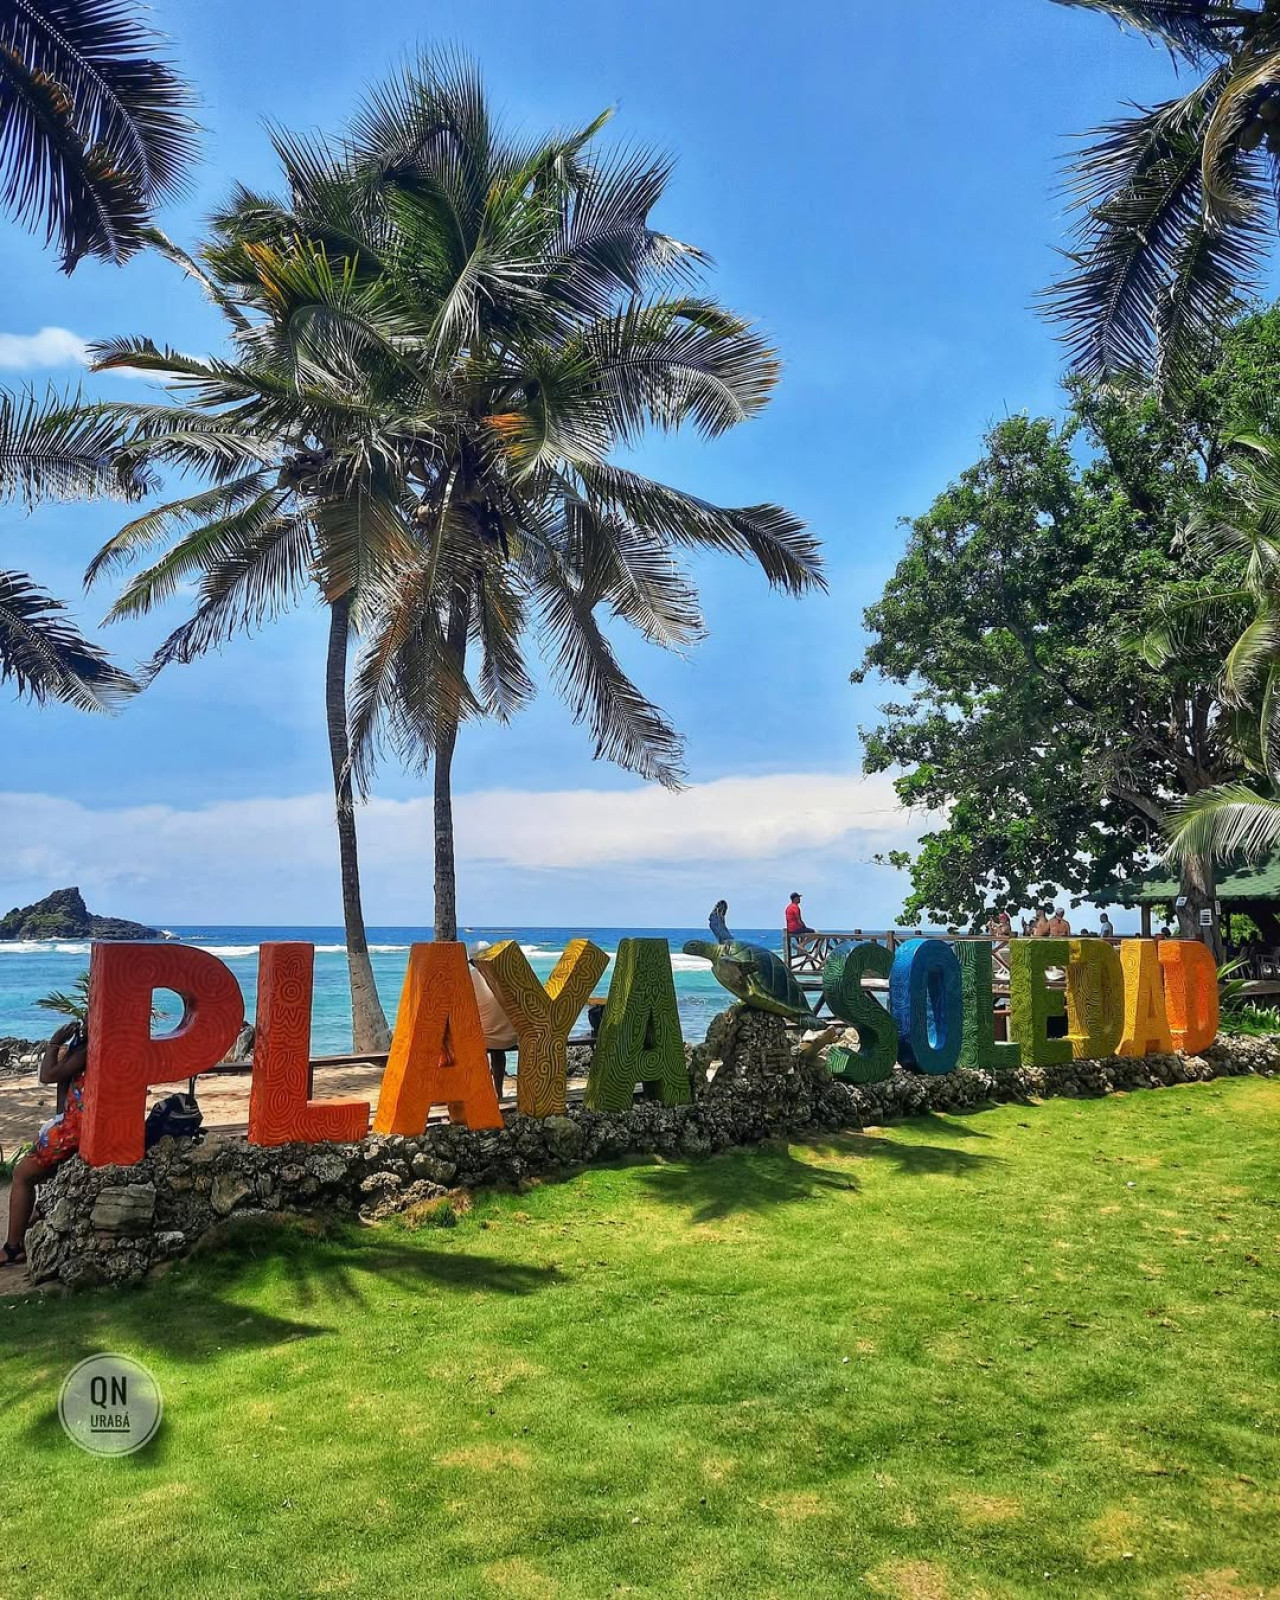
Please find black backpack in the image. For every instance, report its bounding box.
[144,1091,204,1149]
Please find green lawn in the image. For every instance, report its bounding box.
[2,1078,1278,1599]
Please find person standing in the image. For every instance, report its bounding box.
[1099,911,1115,941]
[468,943,519,1100]
[1048,907,1072,938]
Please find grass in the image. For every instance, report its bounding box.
[1,1078,1278,1599]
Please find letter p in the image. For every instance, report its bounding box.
[82,943,245,1167]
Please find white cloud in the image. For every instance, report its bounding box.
[0,773,934,925]
[0,326,89,371]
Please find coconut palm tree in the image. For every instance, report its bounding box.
[0,0,194,709]
[1156,432,1280,860]
[1,388,144,707]
[0,0,196,270]
[84,243,450,1051]
[91,53,822,955]
[237,54,822,940]
[1047,1,1280,384]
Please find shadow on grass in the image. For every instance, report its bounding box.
[0,1213,562,1446]
[636,1142,860,1223]
[803,1129,1000,1179]
[634,1127,1001,1225]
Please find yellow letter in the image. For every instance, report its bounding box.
[1065,938,1124,1060]
[474,938,609,1117]
[1117,940,1174,1058]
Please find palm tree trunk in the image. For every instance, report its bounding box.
[433,586,470,942]
[325,595,391,1052]
[1177,850,1223,965]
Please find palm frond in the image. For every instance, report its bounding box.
[1166,779,1280,860]
[534,559,685,788]
[0,386,152,505]
[576,462,824,594]
[0,565,134,709]
[0,0,196,268]
[1049,1,1242,61]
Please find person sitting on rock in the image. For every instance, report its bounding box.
[3,1021,87,1269]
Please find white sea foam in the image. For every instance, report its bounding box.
[195,944,258,958]
[0,939,93,955]
[368,944,409,954]
[670,952,712,971]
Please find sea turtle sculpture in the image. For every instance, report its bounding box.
[682,937,828,1027]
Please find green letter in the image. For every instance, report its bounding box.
[955,940,1020,1070]
[1009,939,1072,1067]
[586,939,690,1111]
[822,942,898,1083]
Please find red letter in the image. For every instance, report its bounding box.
[83,943,244,1167]
[372,944,503,1135]
[1158,939,1219,1055]
[248,944,370,1147]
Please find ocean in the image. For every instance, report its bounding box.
[0,924,779,1052]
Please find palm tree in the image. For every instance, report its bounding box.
[84,244,450,1052]
[91,54,822,955]
[1157,432,1280,861]
[1,388,144,707]
[0,0,196,271]
[1047,1,1280,384]
[241,54,823,940]
[0,0,194,709]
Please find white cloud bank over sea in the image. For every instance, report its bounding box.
[0,773,934,928]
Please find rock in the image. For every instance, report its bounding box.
[411,1152,457,1185]
[360,1171,402,1195]
[90,1183,156,1234]
[210,1174,253,1216]
[541,1115,583,1161]
[156,1231,186,1254]
[0,886,162,942]
[46,1197,75,1233]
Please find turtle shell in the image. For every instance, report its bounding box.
[718,941,817,1019]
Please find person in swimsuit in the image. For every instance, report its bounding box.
[3,1022,88,1270]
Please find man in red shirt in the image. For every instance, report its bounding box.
[785,892,814,947]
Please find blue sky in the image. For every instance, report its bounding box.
[1,0,1179,930]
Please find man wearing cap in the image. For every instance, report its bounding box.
[468,941,519,1100]
[785,892,815,950]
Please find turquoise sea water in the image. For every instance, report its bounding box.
[0,925,782,1053]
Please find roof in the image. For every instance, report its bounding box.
[1114,857,1280,905]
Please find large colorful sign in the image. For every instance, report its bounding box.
[78,935,1217,1167]
[822,936,1216,1083]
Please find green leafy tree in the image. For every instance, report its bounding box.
[857,310,1280,951]
[1047,1,1280,384]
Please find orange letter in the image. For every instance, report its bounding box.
[1116,939,1174,1058]
[83,942,244,1167]
[474,938,609,1117]
[1158,939,1219,1055]
[248,943,370,1147]
[373,943,503,1135]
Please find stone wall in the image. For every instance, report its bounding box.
[23,1010,1280,1291]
